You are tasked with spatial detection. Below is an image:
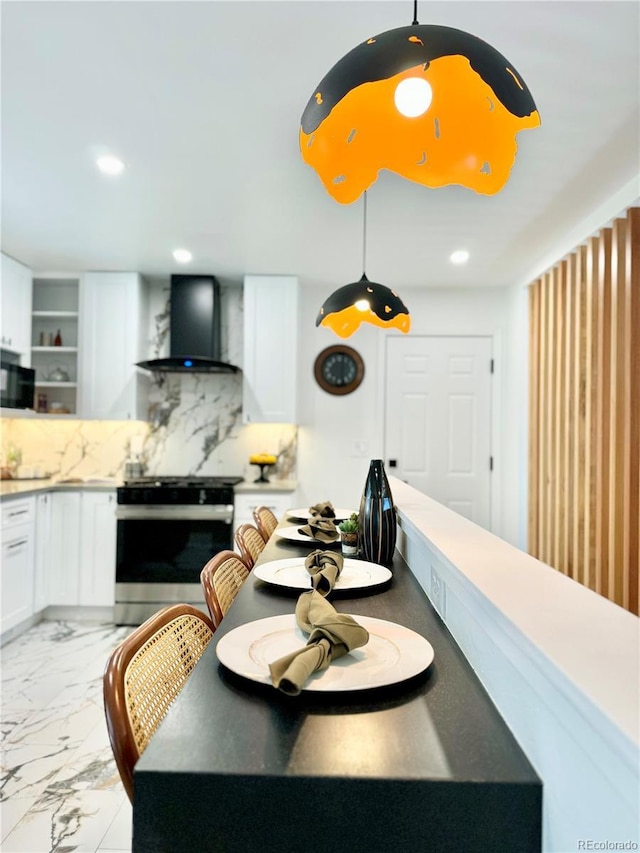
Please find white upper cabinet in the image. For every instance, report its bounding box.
[1,253,33,357]
[243,275,298,423]
[81,272,150,420]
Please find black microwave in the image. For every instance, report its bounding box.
[1,362,36,410]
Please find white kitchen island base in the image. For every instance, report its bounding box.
[391,477,639,853]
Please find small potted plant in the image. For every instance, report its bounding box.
[338,513,359,557]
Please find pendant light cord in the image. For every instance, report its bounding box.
[412,0,419,25]
[362,191,367,276]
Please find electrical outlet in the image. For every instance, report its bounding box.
[431,566,446,618]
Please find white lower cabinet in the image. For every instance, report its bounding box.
[234,492,295,532]
[1,497,35,634]
[49,490,117,607]
[49,492,82,605]
[1,489,117,639]
[79,492,116,606]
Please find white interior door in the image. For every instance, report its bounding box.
[385,336,493,528]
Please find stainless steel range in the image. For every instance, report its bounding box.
[115,475,243,625]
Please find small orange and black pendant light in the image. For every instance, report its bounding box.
[316,192,410,339]
[300,1,540,204]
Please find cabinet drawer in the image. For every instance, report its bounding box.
[234,493,294,524]
[1,520,35,634]
[2,497,35,529]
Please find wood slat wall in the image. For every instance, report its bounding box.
[528,206,640,614]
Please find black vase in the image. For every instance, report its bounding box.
[358,459,397,566]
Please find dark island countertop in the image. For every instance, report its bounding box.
[133,522,541,853]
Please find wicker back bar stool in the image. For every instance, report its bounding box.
[253,505,278,541]
[103,603,215,802]
[200,550,251,628]
[234,523,266,569]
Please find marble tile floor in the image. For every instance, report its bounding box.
[1,620,133,852]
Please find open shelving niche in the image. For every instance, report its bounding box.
[30,275,80,416]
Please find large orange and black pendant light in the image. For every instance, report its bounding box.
[316,192,410,338]
[300,1,540,204]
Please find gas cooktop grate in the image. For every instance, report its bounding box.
[122,476,244,488]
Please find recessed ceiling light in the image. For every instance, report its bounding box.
[96,155,125,176]
[173,249,193,264]
[450,249,470,265]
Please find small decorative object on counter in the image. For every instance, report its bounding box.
[37,393,48,413]
[249,452,277,483]
[54,329,62,346]
[338,513,359,557]
[124,454,144,479]
[5,444,22,476]
[359,459,397,566]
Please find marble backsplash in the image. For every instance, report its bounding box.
[1,408,297,483]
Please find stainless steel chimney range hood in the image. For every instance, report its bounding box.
[136,275,240,374]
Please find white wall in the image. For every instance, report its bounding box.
[296,281,529,548]
[503,282,531,548]
[296,284,384,511]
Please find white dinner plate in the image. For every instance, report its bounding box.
[286,507,355,522]
[275,525,340,545]
[253,556,392,591]
[216,614,435,692]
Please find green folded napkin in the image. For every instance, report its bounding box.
[269,590,369,695]
[304,549,343,596]
[308,501,336,519]
[298,519,339,543]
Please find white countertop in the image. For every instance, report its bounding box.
[1,477,297,500]
[0,478,120,499]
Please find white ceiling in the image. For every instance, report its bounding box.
[2,0,639,292]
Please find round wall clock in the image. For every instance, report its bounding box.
[314,345,365,396]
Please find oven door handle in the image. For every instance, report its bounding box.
[116,505,234,522]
